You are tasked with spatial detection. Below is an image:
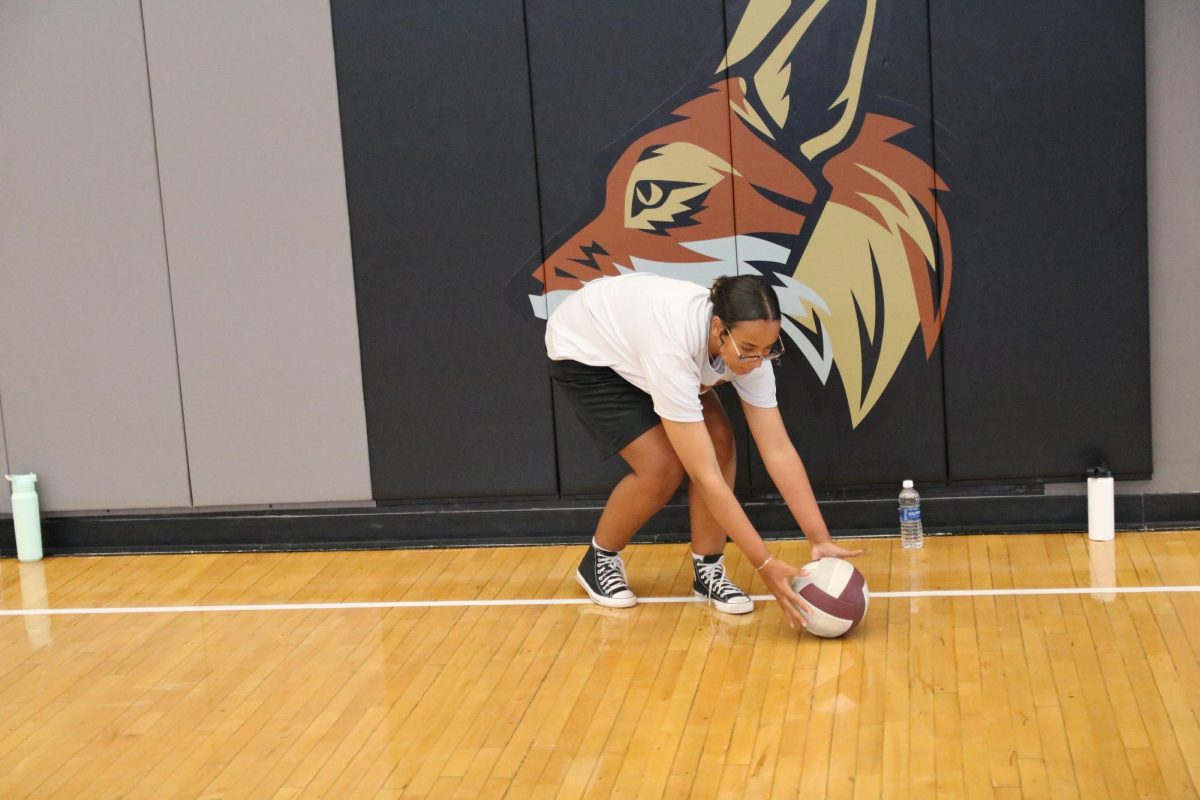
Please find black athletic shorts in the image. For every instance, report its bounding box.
[549,359,662,459]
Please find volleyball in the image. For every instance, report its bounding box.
[790,557,869,638]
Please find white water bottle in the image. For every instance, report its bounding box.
[899,479,923,550]
[1086,464,1115,542]
[5,473,44,562]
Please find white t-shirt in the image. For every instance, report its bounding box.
[545,273,778,423]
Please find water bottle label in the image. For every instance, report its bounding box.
[900,507,922,523]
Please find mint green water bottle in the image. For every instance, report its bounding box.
[5,473,44,562]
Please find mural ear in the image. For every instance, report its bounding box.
[721,0,875,162]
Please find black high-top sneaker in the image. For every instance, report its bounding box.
[692,553,754,614]
[576,543,637,608]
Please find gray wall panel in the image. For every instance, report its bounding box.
[142,0,371,506]
[1134,0,1200,492]
[0,396,9,514]
[0,1,191,512]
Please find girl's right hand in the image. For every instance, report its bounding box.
[758,558,813,629]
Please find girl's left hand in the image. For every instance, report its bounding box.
[810,540,864,559]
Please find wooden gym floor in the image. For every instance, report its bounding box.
[1,531,1199,799]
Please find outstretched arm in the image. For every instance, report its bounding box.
[742,403,864,559]
[660,418,812,628]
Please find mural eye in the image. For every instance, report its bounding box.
[632,180,671,215]
[626,178,707,233]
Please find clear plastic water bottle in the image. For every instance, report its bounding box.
[899,479,923,549]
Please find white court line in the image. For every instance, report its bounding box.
[1,584,1199,617]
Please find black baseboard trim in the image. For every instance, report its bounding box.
[2,491,1198,557]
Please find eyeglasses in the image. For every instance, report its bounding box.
[723,328,785,364]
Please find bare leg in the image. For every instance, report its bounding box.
[592,424,685,552]
[688,391,737,556]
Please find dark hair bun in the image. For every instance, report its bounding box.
[709,274,781,325]
[709,275,731,303]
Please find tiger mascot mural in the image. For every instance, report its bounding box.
[520,0,951,428]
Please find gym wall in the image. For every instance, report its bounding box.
[337,0,1150,500]
[0,0,371,515]
[2,1,1198,546]
[2,1,194,514]
[1067,0,1200,500]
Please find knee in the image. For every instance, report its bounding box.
[708,426,736,478]
[636,454,685,499]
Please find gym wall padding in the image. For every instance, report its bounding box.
[331,1,558,500]
[1134,0,1200,495]
[335,0,1151,501]
[0,1,192,512]
[0,0,1186,552]
[524,0,739,497]
[931,0,1151,481]
[141,0,373,507]
[723,0,951,490]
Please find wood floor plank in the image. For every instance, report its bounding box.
[881,581,912,799]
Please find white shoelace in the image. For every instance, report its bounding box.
[596,551,629,595]
[697,558,744,601]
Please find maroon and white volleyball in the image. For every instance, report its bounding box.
[789,557,869,638]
